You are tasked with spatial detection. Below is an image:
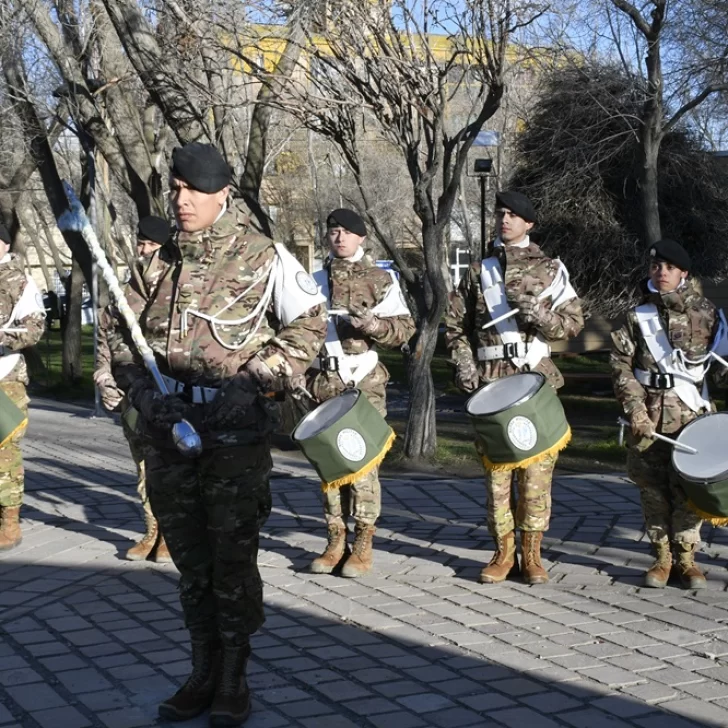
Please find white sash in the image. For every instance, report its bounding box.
[479,257,550,369]
[634,303,711,413]
[312,267,381,386]
[0,274,44,381]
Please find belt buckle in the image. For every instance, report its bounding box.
[658,372,674,388]
[503,342,519,360]
[320,355,338,372]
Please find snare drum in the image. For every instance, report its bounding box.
[465,372,571,471]
[672,412,728,525]
[0,387,27,448]
[292,389,395,491]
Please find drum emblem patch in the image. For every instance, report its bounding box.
[296,271,319,295]
[507,416,538,451]
[337,428,367,462]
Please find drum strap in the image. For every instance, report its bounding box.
[634,303,710,412]
[0,274,43,381]
[479,257,550,369]
[312,264,406,386]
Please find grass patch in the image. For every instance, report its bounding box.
[27,326,96,401]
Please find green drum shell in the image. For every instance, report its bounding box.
[0,386,27,448]
[466,373,569,466]
[672,413,728,519]
[291,389,393,485]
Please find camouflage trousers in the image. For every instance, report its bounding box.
[122,425,152,520]
[324,468,381,527]
[144,440,273,646]
[627,442,702,544]
[485,453,556,539]
[0,381,29,508]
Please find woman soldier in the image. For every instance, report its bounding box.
[611,239,727,589]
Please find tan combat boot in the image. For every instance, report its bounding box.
[153,535,173,564]
[158,639,221,721]
[643,541,672,588]
[126,513,159,561]
[310,522,348,574]
[0,506,22,551]
[479,531,517,584]
[341,524,376,578]
[209,643,252,727]
[675,541,707,590]
[521,531,549,585]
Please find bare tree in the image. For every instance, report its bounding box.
[580,0,728,243]
[253,0,546,457]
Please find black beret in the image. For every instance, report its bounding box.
[326,208,367,237]
[170,143,231,193]
[137,216,170,245]
[0,223,10,246]
[495,190,537,223]
[650,239,690,272]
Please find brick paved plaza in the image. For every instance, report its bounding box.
[3,400,728,727]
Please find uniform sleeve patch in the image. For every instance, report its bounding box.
[296,271,319,296]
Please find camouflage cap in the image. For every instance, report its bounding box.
[650,239,690,272]
[171,143,231,193]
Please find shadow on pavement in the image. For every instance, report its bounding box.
[0,560,717,728]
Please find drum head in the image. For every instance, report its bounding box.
[293,390,359,441]
[466,372,543,417]
[673,412,728,481]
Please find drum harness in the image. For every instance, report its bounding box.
[477,246,577,369]
[632,304,728,414]
[312,257,409,387]
[0,269,44,381]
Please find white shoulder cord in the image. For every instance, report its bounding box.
[182,256,278,351]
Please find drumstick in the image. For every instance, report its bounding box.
[481,309,518,330]
[617,418,698,454]
[481,290,551,331]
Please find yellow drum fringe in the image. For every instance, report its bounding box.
[321,429,396,492]
[481,427,572,473]
[0,417,28,448]
[686,500,728,527]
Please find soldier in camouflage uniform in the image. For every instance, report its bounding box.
[444,191,583,585]
[306,209,414,578]
[94,216,173,563]
[0,223,46,550]
[109,144,327,726]
[611,239,726,590]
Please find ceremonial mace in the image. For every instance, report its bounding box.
[58,182,203,457]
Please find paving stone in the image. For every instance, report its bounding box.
[31,705,92,728]
[5,683,67,711]
[489,706,563,728]
[366,712,427,728]
[397,693,455,714]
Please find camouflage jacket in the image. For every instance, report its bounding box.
[0,254,46,385]
[444,242,584,389]
[111,203,327,391]
[96,247,174,377]
[610,278,725,436]
[307,253,415,415]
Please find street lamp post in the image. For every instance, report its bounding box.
[473,157,493,259]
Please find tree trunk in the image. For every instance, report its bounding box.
[639,141,662,244]
[62,257,84,384]
[402,314,439,458]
